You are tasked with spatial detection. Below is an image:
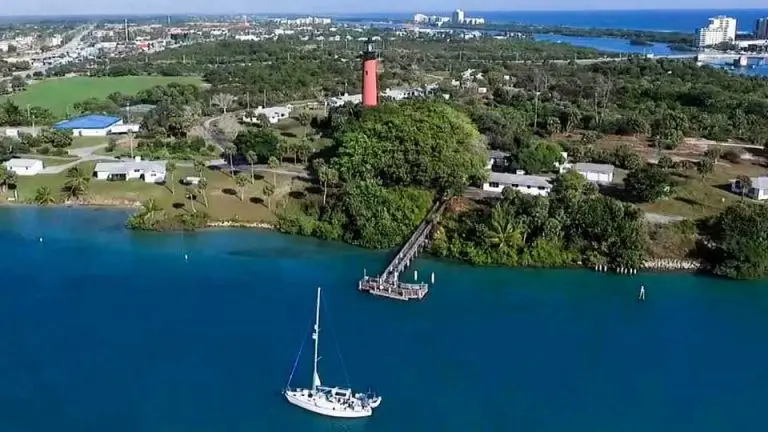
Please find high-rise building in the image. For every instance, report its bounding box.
[413,13,428,24]
[697,15,737,47]
[452,9,465,24]
[756,17,768,39]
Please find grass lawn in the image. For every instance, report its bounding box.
[6,162,318,223]
[36,156,78,167]
[70,136,108,149]
[636,161,767,219]
[2,75,203,117]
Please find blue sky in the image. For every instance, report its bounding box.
[4,1,768,16]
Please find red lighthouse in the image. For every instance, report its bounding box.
[361,38,378,107]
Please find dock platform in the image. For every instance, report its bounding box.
[357,201,445,301]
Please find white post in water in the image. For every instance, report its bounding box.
[431,272,435,284]
[414,270,418,281]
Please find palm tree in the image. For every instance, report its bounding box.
[185,187,197,213]
[5,171,18,201]
[166,160,177,194]
[193,159,207,179]
[484,205,522,251]
[318,166,338,207]
[63,166,90,202]
[277,138,291,164]
[222,143,236,176]
[268,156,279,185]
[34,186,57,205]
[263,182,275,210]
[138,198,164,225]
[297,140,312,165]
[234,173,249,201]
[736,174,752,199]
[0,165,9,193]
[198,177,209,207]
[245,151,258,182]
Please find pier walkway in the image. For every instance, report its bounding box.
[358,200,446,301]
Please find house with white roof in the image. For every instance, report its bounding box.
[93,157,166,183]
[731,176,768,200]
[571,162,616,184]
[3,158,44,176]
[327,93,362,108]
[482,172,552,196]
[242,105,293,124]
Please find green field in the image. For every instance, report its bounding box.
[2,76,203,116]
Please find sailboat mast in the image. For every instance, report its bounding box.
[312,287,321,390]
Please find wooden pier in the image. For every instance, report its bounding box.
[358,201,445,301]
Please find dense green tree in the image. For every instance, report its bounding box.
[513,141,563,174]
[711,203,768,280]
[624,165,675,203]
[328,180,434,249]
[234,128,279,163]
[333,101,487,195]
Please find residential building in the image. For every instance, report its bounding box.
[242,105,292,124]
[53,114,123,137]
[3,158,43,176]
[464,17,485,25]
[730,176,768,200]
[756,18,768,39]
[571,163,616,184]
[93,157,167,183]
[482,172,552,196]
[697,16,737,47]
[486,150,509,170]
[327,93,363,107]
[452,9,465,24]
[413,14,429,24]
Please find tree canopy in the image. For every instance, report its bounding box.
[333,101,487,195]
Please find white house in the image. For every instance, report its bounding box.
[571,163,615,184]
[730,176,768,200]
[482,172,552,196]
[242,105,293,124]
[108,123,141,134]
[3,158,44,176]
[93,157,166,183]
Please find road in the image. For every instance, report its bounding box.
[13,25,95,77]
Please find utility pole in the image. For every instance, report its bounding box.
[533,91,541,133]
[263,89,266,107]
[246,93,250,110]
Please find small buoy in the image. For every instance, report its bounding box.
[431,272,435,284]
[184,254,188,261]
[39,237,43,243]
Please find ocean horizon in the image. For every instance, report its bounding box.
[332,8,768,33]
[1,206,767,431]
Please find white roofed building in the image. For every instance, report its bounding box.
[482,172,552,196]
[3,158,43,176]
[93,157,166,183]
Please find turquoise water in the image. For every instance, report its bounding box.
[1,207,767,431]
[534,34,686,56]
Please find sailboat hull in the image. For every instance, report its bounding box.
[284,391,373,418]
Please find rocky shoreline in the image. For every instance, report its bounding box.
[205,221,276,230]
[591,258,706,275]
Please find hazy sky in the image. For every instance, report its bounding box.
[4,1,768,16]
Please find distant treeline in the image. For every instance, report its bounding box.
[442,23,696,46]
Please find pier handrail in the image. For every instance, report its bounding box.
[380,200,446,282]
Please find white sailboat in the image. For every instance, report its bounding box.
[284,287,382,418]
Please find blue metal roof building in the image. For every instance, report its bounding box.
[54,115,122,130]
